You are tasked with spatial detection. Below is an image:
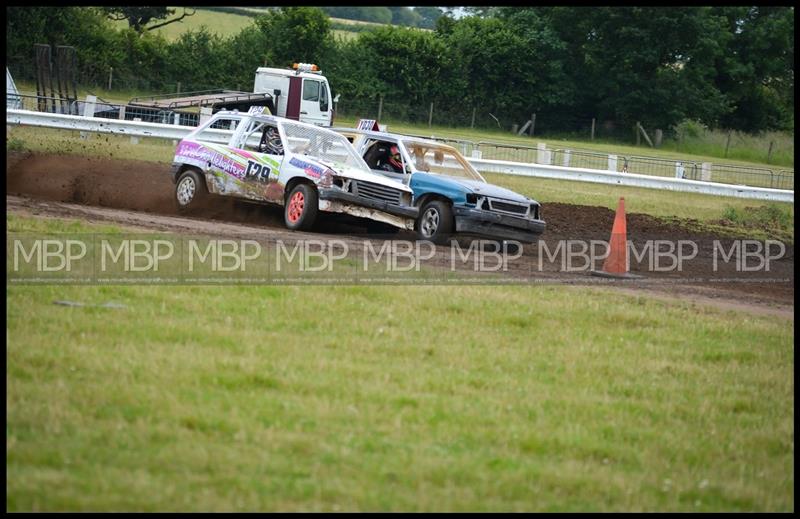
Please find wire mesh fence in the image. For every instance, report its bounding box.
[470,142,793,190]
[335,96,646,142]
[9,91,794,191]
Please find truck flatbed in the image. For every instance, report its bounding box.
[129,90,273,110]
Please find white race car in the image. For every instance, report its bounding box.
[170,108,418,231]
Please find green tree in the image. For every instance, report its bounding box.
[712,6,794,131]
[436,13,573,125]
[6,7,106,58]
[101,7,196,33]
[164,28,229,90]
[389,7,422,27]
[415,7,444,29]
[533,7,732,130]
[255,7,333,67]
[221,24,272,91]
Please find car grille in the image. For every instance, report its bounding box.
[352,180,403,205]
[489,199,529,216]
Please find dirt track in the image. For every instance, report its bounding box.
[6,152,794,317]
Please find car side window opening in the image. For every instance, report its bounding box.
[259,125,284,155]
[193,116,241,142]
[409,146,431,172]
[364,140,404,173]
[381,143,404,173]
[363,141,386,169]
[302,80,320,102]
[400,141,485,181]
[239,120,265,151]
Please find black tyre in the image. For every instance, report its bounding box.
[284,183,319,231]
[175,169,208,212]
[416,200,454,245]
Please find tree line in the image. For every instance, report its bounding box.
[6,6,794,134]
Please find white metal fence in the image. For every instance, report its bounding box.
[6,107,794,204]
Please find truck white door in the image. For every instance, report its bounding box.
[300,78,331,127]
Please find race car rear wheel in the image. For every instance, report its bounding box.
[284,183,319,231]
[416,200,453,245]
[175,169,208,212]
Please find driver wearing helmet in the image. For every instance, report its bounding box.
[380,145,403,173]
[259,126,284,155]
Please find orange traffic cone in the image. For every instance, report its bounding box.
[591,197,642,279]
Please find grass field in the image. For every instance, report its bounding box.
[111,8,255,40]
[334,116,794,170]
[12,78,792,171]
[661,129,794,168]
[5,213,795,511]
[108,8,361,42]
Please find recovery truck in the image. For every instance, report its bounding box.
[126,63,335,127]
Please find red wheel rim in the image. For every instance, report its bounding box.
[287,191,305,223]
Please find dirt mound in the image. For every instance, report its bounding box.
[6,152,388,236]
[5,151,752,241]
[5,152,794,307]
[6,151,275,223]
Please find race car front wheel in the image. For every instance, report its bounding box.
[284,183,319,231]
[416,200,453,245]
[175,169,208,212]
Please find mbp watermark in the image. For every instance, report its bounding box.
[13,238,87,272]
[6,233,792,284]
[713,240,786,272]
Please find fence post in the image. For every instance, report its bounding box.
[675,161,684,179]
[537,143,547,164]
[563,150,571,167]
[80,95,97,140]
[591,118,595,141]
[377,95,383,122]
[635,123,641,146]
[172,112,179,145]
[530,113,536,137]
[131,117,141,145]
[83,95,97,118]
[471,107,476,129]
[428,102,434,128]
[767,141,774,164]
[108,67,113,91]
[118,105,126,120]
[199,107,213,125]
[724,130,731,158]
[701,162,711,182]
[176,81,181,95]
[608,154,618,172]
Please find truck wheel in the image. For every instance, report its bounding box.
[417,200,453,245]
[284,183,319,231]
[175,169,208,212]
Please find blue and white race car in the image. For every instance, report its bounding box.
[338,128,546,244]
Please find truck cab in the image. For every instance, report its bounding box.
[254,63,333,127]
